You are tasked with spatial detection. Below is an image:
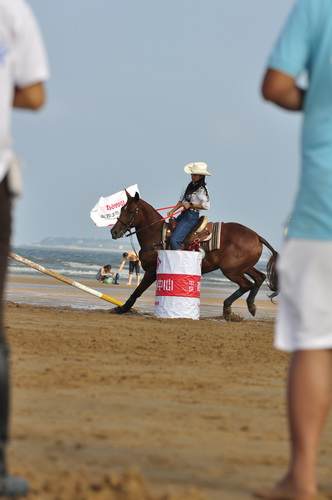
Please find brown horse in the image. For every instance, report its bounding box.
[111,192,279,319]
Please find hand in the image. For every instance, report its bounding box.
[183,202,190,209]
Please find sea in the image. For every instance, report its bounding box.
[6,246,270,308]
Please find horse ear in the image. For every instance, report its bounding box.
[125,189,130,199]
[134,192,140,202]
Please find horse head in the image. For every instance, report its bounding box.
[111,191,140,239]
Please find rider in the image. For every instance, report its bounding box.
[167,162,212,250]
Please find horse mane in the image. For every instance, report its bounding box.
[137,197,163,223]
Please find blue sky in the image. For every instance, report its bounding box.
[12,0,299,249]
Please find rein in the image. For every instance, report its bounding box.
[114,202,185,255]
[122,206,184,237]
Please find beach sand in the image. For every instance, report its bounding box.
[3,278,332,499]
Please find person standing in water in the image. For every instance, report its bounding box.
[117,252,141,286]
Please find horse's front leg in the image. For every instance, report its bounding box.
[112,270,156,314]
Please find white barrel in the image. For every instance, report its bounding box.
[155,250,202,319]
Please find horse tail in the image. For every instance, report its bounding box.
[259,236,279,300]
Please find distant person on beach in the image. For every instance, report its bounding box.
[96,265,119,284]
[167,162,211,250]
[0,0,49,496]
[256,1,332,499]
[117,252,141,286]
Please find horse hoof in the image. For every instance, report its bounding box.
[249,305,257,317]
[223,306,232,320]
[110,306,125,315]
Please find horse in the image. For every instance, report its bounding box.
[110,191,279,319]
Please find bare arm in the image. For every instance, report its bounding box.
[261,69,305,111]
[117,260,126,274]
[101,268,113,278]
[13,82,46,110]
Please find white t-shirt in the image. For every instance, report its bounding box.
[180,185,210,210]
[0,0,49,182]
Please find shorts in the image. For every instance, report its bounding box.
[129,260,140,275]
[275,238,332,352]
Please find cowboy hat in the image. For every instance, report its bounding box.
[184,162,212,176]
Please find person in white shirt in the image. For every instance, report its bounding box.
[167,162,211,250]
[0,0,49,496]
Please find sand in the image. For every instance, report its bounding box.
[3,279,332,500]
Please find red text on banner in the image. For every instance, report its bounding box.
[155,274,200,298]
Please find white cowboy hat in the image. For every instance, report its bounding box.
[184,162,212,176]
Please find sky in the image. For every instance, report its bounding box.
[12,0,300,250]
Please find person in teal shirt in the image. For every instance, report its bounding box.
[257,1,332,499]
[268,0,332,241]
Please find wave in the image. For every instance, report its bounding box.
[9,246,274,291]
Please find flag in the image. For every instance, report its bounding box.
[90,184,139,227]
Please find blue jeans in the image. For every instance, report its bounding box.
[170,209,199,250]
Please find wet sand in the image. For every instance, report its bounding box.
[4,277,332,499]
[5,275,277,319]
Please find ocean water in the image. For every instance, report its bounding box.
[8,245,273,294]
[9,246,125,281]
[5,246,278,314]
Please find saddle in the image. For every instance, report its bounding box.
[162,216,212,250]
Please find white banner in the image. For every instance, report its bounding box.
[90,184,139,227]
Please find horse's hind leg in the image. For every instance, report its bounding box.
[222,272,256,320]
[245,268,266,317]
[223,287,247,319]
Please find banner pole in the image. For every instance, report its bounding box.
[9,252,124,307]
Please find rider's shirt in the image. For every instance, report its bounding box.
[180,186,210,210]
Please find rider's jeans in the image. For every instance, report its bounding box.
[170,209,199,250]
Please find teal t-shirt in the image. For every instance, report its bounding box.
[268,0,332,240]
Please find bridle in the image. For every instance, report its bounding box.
[116,206,139,235]
[114,200,184,237]
[115,201,165,239]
